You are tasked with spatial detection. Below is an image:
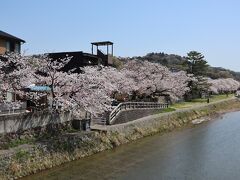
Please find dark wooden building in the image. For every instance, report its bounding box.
[48,51,100,73]
[49,41,114,72]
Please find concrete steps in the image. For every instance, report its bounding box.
[91,117,107,125]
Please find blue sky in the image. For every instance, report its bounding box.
[2,0,240,71]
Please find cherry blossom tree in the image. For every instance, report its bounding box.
[0,53,195,117]
[0,53,37,102]
[121,60,191,100]
[208,78,240,94]
[31,56,132,116]
[55,65,137,116]
[0,53,127,116]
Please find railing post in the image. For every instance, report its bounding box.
[106,116,110,125]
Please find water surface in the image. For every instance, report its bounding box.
[23,111,240,180]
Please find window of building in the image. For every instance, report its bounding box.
[6,41,10,52]
[15,43,20,53]
[5,41,19,53]
[10,42,15,52]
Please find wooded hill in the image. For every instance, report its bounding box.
[132,52,240,81]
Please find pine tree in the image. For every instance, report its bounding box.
[186,51,209,76]
[186,51,210,99]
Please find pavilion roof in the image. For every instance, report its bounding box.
[91,41,113,46]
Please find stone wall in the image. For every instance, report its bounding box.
[0,111,72,134]
[112,109,163,125]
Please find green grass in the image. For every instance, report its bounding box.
[171,102,195,109]
[15,149,30,162]
[8,138,35,148]
[211,94,234,101]
[0,138,36,150]
[160,107,176,113]
[171,94,234,110]
[154,108,176,115]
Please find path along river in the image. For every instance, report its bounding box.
[23,111,240,180]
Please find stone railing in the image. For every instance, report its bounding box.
[108,102,168,125]
[0,102,27,115]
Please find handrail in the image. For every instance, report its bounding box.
[108,102,169,125]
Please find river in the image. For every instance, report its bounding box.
[23,111,240,180]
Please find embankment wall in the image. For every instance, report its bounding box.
[0,111,72,134]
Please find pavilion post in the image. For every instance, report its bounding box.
[112,44,113,56]
[90,41,114,57]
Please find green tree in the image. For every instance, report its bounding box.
[112,56,123,69]
[186,51,210,99]
[186,51,209,76]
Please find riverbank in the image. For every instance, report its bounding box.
[24,110,240,180]
[0,98,240,179]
